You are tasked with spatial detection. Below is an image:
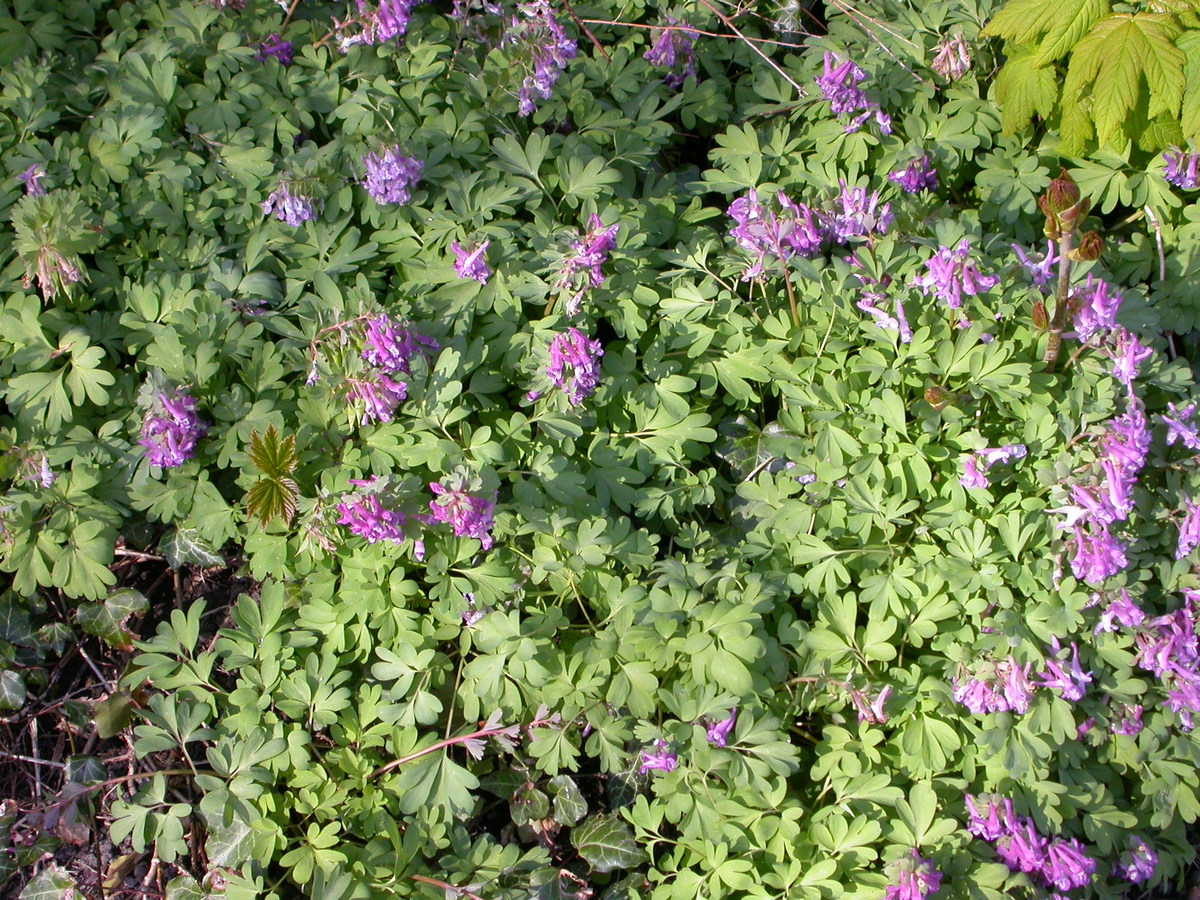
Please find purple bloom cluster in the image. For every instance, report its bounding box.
[888,157,937,194]
[639,739,677,774]
[705,709,737,747]
[501,0,577,116]
[1012,241,1059,291]
[953,656,1035,715]
[361,315,439,374]
[429,472,496,550]
[139,387,207,469]
[1162,401,1200,451]
[850,255,911,343]
[643,18,697,89]
[815,52,892,134]
[1038,640,1092,701]
[959,444,1026,489]
[337,477,428,557]
[1114,838,1157,884]
[1107,327,1152,393]
[452,240,491,284]
[346,371,408,424]
[912,239,998,310]
[848,685,891,725]
[339,0,420,50]
[1072,274,1122,342]
[931,35,971,81]
[965,795,1097,892]
[1094,588,1145,635]
[18,164,45,197]
[255,33,293,64]
[884,850,942,900]
[728,184,890,280]
[555,215,619,315]
[362,147,423,205]
[1135,590,1200,729]
[546,327,604,406]
[263,181,318,226]
[1163,146,1200,190]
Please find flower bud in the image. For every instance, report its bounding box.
[1038,196,1061,240]
[1032,300,1049,330]
[1068,230,1103,262]
[925,384,954,410]
[1043,169,1080,215]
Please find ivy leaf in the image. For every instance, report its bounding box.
[76,588,149,648]
[571,815,648,873]
[548,775,588,826]
[159,528,224,569]
[19,863,75,900]
[0,670,26,711]
[994,46,1060,134]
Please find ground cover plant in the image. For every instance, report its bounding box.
[3,0,1200,898]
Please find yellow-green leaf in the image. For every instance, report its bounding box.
[1032,0,1110,66]
[995,47,1060,133]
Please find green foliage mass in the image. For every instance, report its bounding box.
[0,0,1199,899]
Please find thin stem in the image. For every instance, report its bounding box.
[411,875,486,900]
[371,717,553,779]
[696,0,806,98]
[281,0,302,31]
[578,18,805,47]
[1043,231,1075,370]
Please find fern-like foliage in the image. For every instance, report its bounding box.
[245,424,300,527]
[982,0,1200,154]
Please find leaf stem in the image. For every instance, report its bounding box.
[1043,230,1075,370]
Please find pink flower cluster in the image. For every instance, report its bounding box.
[1134,589,1200,730]
[959,444,1026,489]
[346,315,438,425]
[912,239,998,310]
[965,795,1098,892]
[336,477,428,558]
[814,52,892,134]
[139,387,207,469]
[555,215,619,316]
[546,327,603,406]
[884,849,941,900]
[429,470,496,550]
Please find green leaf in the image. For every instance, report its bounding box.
[1180,31,1200,140]
[246,476,300,527]
[76,588,149,648]
[95,691,137,739]
[995,47,1060,134]
[548,775,588,826]
[0,670,26,711]
[159,529,224,569]
[1031,0,1110,66]
[19,863,75,900]
[247,424,298,478]
[164,875,207,900]
[571,815,649,873]
[983,0,1065,44]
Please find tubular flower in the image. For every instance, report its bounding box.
[262,181,318,226]
[825,180,892,242]
[429,470,496,550]
[959,444,1026,489]
[18,164,45,197]
[1114,838,1157,884]
[643,17,697,88]
[255,33,293,64]
[1072,274,1122,341]
[1177,499,1200,560]
[452,240,491,283]
[337,492,408,544]
[501,0,577,116]
[815,51,891,134]
[639,739,677,774]
[888,157,937,194]
[884,850,942,900]
[346,371,408,424]
[339,0,421,50]
[705,709,737,747]
[1162,402,1200,451]
[1037,641,1092,702]
[554,215,619,314]
[727,190,824,279]
[139,387,207,468]
[361,147,423,205]
[546,327,604,406]
[1012,241,1059,291]
[1163,146,1200,190]
[913,239,998,310]
[931,35,970,81]
[361,316,439,374]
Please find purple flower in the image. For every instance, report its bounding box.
[997,658,1035,714]
[825,180,892,242]
[1164,146,1200,190]
[965,795,1015,842]
[1095,589,1145,634]
[639,739,677,774]
[913,239,998,310]
[1101,402,1150,477]
[1110,704,1143,735]
[1038,641,1092,702]
[502,0,577,116]
[815,52,891,134]
[1108,327,1152,391]
[953,674,1003,715]
[884,850,942,900]
[18,164,45,197]
[1114,838,1157,884]
[451,240,491,283]
[1012,241,1059,291]
[20,451,55,489]
[644,17,697,88]
[1162,401,1200,451]
[262,181,318,226]
[931,35,970,81]
[547,328,604,406]
[1070,522,1127,584]
[429,471,496,550]
[1178,499,1200,560]
[888,157,937,194]
[954,657,1033,715]
[361,316,439,374]
[850,685,891,724]
[1042,838,1096,891]
[346,371,408,424]
[706,709,737,747]
[139,387,207,469]
[339,0,419,49]
[338,491,408,543]
[255,33,293,64]
[555,215,619,314]
[1072,274,1122,341]
[959,444,1026,489]
[728,191,824,279]
[994,816,1047,875]
[362,147,423,205]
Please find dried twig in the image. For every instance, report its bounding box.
[697,0,806,98]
